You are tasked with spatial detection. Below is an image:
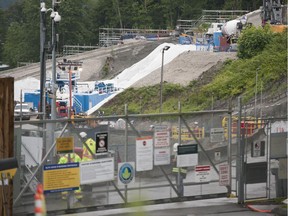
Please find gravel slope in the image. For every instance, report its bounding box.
[132,51,237,87]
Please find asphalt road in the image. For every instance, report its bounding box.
[60,198,276,216]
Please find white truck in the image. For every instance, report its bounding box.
[206,23,224,35]
[14,103,31,120]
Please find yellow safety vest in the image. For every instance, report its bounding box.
[58,153,81,164]
[82,138,96,161]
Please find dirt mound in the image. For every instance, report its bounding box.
[132,51,237,87]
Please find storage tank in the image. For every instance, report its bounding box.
[222,19,242,36]
[222,16,247,36]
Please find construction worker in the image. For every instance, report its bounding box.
[58,153,82,200]
[79,132,96,161]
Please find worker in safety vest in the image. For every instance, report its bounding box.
[79,132,96,161]
[58,153,82,200]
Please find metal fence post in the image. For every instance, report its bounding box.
[237,97,245,204]
[227,108,232,196]
[124,104,128,204]
[177,101,184,197]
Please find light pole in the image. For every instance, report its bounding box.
[40,1,61,120]
[41,1,61,164]
[50,3,61,121]
[40,1,46,118]
[160,45,170,113]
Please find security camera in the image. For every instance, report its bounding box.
[41,7,47,13]
[53,12,61,23]
[40,2,46,12]
[50,11,55,19]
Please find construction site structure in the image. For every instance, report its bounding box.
[261,0,287,32]
[261,0,284,25]
[98,28,173,47]
[176,10,249,34]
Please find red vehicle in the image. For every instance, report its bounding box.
[56,101,68,118]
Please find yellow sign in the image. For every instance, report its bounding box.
[43,163,80,193]
[56,137,74,154]
[172,127,205,141]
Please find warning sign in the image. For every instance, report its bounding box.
[43,163,80,194]
[56,137,74,154]
[210,128,225,143]
[219,163,230,186]
[251,141,266,157]
[154,125,170,147]
[136,136,153,171]
[96,132,108,154]
[195,165,211,182]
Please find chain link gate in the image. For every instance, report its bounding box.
[234,97,287,203]
[13,103,237,215]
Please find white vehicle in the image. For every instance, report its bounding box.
[206,23,224,35]
[14,103,31,120]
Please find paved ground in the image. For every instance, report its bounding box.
[59,198,283,216]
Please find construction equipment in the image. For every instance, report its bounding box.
[261,0,283,25]
[261,0,287,32]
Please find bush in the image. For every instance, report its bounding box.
[237,25,273,59]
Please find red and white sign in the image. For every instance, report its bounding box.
[219,163,230,186]
[154,147,170,165]
[195,165,211,182]
[136,136,153,171]
[154,125,170,147]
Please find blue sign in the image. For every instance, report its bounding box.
[118,162,135,185]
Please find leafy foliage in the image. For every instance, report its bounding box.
[237,25,273,59]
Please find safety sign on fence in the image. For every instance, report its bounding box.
[136,136,153,171]
[118,162,135,186]
[154,125,170,147]
[219,163,230,186]
[195,165,211,182]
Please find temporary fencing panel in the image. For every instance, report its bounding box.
[12,106,286,215]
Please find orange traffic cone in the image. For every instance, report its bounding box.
[34,192,43,216]
[34,184,47,216]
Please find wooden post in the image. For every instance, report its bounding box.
[0,77,14,216]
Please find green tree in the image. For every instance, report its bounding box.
[3,0,39,66]
[56,0,96,48]
[237,25,273,59]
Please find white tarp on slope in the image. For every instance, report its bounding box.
[86,43,196,115]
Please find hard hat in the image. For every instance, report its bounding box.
[79,132,87,138]
[173,143,179,152]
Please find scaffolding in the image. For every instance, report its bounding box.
[98,28,173,47]
[177,9,249,33]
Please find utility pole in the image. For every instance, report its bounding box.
[40,0,47,117]
[51,0,57,121]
